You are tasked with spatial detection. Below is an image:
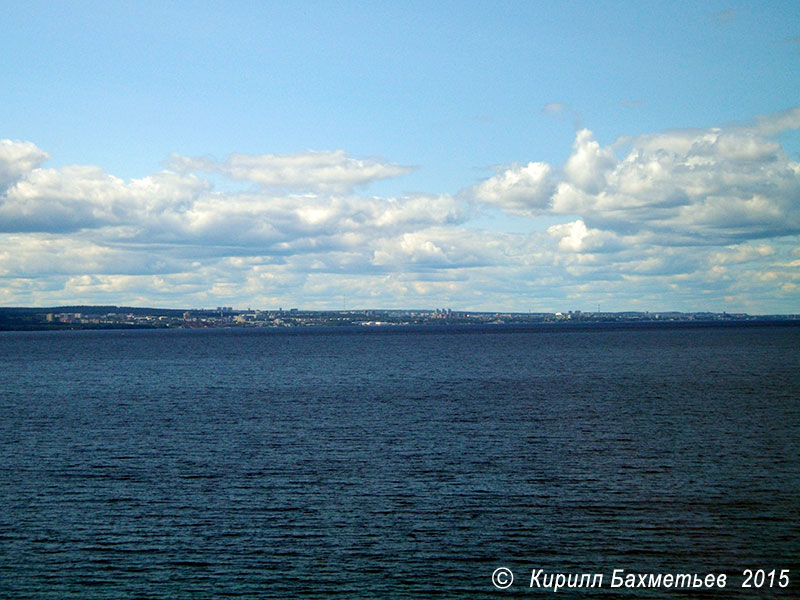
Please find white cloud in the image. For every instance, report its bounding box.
[0,163,210,234]
[470,162,553,215]
[371,227,519,270]
[169,150,413,193]
[1,107,799,312]
[708,243,774,266]
[478,112,800,247]
[563,129,617,194]
[744,106,800,137]
[547,220,622,253]
[0,140,49,189]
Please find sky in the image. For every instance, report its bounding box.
[1,1,799,313]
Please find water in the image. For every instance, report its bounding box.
[1,324,798,598]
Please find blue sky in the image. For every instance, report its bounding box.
[1,1,799,312]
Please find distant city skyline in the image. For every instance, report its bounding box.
[2,304,795,333]
[1,2,799,313]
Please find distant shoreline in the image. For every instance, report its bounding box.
[0,305,797,332]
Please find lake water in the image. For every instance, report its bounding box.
[1,324,798,598]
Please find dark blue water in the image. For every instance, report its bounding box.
[1,324,798,598]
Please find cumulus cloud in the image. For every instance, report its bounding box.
[470,162,554,215]
[122,191,467,253]
[1,106,799,312]
[0,163,210,234]
[0,143,459,250]
[708,243,774,266]
[461,107,800,311]
[563,129,618,193]
[0,141,481,307]
[475,109,800,246]
[0,140,49,189]
[371,227,523,270]
[169,150,413,193]
[546,220,623,253]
